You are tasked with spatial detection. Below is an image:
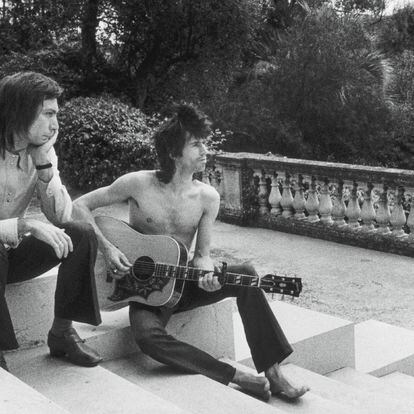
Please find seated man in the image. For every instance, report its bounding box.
[0,72,102,371]
[74,105,309,400]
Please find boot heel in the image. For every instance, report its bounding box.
[49,348,66,358]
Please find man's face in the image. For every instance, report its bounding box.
[176,135,208,173]
[26,98,59,147]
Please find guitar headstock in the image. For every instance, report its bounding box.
[260,274,302,297]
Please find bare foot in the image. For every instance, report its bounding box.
[232,368,271,401]
[265,364,309,399]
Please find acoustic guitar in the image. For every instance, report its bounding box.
[95,216,302,311]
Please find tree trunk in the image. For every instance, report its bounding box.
[81,0,99,87]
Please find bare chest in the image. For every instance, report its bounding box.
[128,188,203,245]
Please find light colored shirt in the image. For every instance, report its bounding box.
[0,147,72,247]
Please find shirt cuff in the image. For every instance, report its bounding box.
[0,218,19,247]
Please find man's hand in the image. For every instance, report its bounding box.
[103,243,132,280]
[19,218,73,259]
[27,130,58,166]
[193,255,221,292]
[198,272,221,292]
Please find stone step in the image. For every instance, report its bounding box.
[103,352,280,414]
[221,359,361,414]
[9,352,189,414]
[280,363,414,414]
[0,367,69,414]
[381,371,414,392]
[234,300,355,374]
[327,367,414,405]
[355,320,414,376]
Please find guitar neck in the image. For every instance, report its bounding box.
[155,263,261,288]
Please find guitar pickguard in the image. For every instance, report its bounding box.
[109,273,170,302]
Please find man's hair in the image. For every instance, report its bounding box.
[0,71,63,157]
[154,104,212,183]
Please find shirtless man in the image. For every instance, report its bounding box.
[73,105,309,400]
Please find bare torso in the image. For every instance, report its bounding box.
[127,171,206,250]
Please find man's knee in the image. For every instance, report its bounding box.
[62,221,97,246]
[134,326,166,355]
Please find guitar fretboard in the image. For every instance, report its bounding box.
[154,263,261,287]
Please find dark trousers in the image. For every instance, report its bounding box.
[0,221,101,350]
[129,263,293,385]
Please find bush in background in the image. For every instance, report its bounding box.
[56,95,158,190]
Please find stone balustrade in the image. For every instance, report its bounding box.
[203,152,414,257]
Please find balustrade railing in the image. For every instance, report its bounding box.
[203,152,414,257]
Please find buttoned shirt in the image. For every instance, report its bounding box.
[0,147,72,247]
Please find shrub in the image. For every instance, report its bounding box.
[56,96,158,190]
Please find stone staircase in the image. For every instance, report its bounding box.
[3,269,414,413]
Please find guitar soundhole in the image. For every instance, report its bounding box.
[132,256,155,282]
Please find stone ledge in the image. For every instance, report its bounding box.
[219,212,414,257]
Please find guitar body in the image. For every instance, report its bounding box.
[95,216,188,311]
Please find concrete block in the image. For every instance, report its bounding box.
[220,359,360,414]
[73,298,235,362]
[282,363,414,414]
[103,353,280,414]
[328,367,414,405]
[381,371,414,392]
[12,356,189,414]
[234,300,355,374]
[6,268,58,348]
[355,320,414,376]
[0,367,69,414]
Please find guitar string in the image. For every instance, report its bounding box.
[125,261,298,289]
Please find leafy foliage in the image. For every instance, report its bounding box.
[56,95,158,190]
[216,6,393,163]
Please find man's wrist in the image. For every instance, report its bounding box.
[37,168,53,183]
[17,218,33,235]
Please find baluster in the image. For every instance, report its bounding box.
[407,195,414,239]
[256,169,269,215]
[280,172,294,218]
[361,182,376,231]
[319,178,333,225]
[390,186,407,237]
[306,176,319,222]
[214,168,225,210]
[292,174,306,219]
[376,185,391,234]
[210,169,219,189]
[346,181,361,228]
[269,172,282,216]
[332,180,346,226]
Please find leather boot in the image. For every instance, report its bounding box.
[47,328,102,367]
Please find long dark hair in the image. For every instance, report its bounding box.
[0,72,63,157]
[154,104,212,183]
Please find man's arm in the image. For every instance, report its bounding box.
[193,185,221,291]
[36,147,72,224]
[73,173,137,276]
